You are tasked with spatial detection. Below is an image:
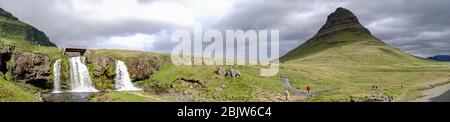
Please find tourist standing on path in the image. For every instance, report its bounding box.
[307,84,313,97]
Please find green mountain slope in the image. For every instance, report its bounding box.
[280,7,425,65]
[0,8,55,46]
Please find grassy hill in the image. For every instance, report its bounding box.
[0,72,39,102]
[0,8,55,46]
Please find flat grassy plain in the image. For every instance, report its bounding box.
[86,48,450,102]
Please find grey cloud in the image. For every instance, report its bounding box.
[0,0,448,57]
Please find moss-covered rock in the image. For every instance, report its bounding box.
[85,50,167,90]
[9,52,52,89]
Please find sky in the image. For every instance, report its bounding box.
[0,0,449,58]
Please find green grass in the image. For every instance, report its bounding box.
[278,39,450,101]
[0,20,62,102]
[91,91,167,102]
[89,49,168,59]
[88,46,450,102]
[0,73,39,102]
[1,34,62,60]
[135,63,285,102]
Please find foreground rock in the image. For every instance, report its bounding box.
[10,52,52,88]
[215,67,241,78]
[350,95,394,102]
[1,46,53,89]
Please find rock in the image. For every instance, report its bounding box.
[215,67,227,76]
[126,59,152,81]
[215,67,241,78]
[350,94,394,102]
[85,53,165,82]
[315,7,371,39]
[0,48,13,74]
[10,52,52,89]
[365,95,394,102]
[86,55,115,77]
[174,78,206,89]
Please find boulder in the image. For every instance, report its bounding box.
[10,52,52,89]
[215,67,241,78]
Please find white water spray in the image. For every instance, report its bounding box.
[114,60,141,91]
[52,59,62,93]
[69,57,98,92]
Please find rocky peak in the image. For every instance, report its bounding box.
[315,7,371,38]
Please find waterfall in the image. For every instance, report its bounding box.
[69,57,98,92]
[114,60,141,91]
[52,59,62,93]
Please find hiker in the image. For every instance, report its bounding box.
[307,84,313,97]
[285,90,290,101]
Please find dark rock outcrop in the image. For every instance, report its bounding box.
[0,47,13,74]
[0,44,53,89]
[315,7,371,39]
[10,52,52,89]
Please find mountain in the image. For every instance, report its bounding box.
[428,55,450,62]
[0,8,55,46]
[280,7,426,65]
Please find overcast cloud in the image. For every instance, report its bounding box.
[0,0,449,57]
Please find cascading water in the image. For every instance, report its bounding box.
[52,59,62,93]
[114,60,141,91]
[69,56,99,92]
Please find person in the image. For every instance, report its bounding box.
[307,84,313,97]
[284,90,290,102]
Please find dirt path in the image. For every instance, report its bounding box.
[411,76,450,102]
[280,76,307,96]
[127,92,164,101]
[413,77,450,87]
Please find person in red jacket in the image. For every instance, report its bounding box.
[307,84,313,97]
